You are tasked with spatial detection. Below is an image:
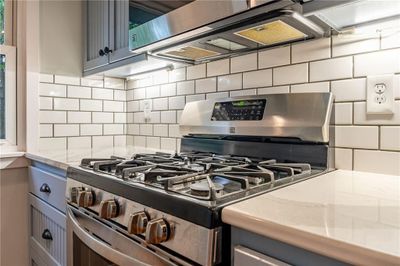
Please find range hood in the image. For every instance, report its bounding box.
[129,0,325,64]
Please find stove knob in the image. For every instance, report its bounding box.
[145,218,170,244]
[127,211,149,234]
[70,187,84,203]
[99,199,119,219]
[77,190,95,208]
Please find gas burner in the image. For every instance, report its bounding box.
[190,180,224,197]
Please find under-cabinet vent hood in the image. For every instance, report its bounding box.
[129,0,326,64]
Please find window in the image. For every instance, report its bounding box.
[0,0,16,146]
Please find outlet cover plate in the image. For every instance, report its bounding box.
[367,75,395,115]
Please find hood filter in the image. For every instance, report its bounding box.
[235,20,308,45]
[163,46,220,60]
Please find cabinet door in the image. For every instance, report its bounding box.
[109,0,132,63]
[83,0,110,71]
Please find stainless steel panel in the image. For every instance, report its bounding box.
[66,178,220,266]
[179,93,334,143]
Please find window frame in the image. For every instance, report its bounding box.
[0,0,17,148]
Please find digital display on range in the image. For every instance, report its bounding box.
[211,99,266,121]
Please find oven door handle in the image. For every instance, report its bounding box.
[67,207,151,266]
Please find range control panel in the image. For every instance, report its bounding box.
[211,99,266,121]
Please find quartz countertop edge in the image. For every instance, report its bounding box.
[222,170,400,266]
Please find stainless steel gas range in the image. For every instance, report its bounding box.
[66,93,334,266]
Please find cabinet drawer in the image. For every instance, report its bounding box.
[29,166,66,212]
[30,194,66,266]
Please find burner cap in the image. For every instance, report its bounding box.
[190,180,224,197]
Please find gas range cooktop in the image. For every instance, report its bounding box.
[78,152,320,204]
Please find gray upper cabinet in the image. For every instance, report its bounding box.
[83,0,132,73]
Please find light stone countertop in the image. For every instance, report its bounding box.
[25,146,175,170]
[222,170,400,266]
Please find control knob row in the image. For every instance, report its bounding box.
[127,211,170,244]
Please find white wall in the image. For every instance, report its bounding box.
[39,0,83,76]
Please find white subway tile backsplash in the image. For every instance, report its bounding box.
[146,137,160,149]
[169,124,181,137]
[92,112,113,123]
[80,99,102,111]
[186,94,205,103]
[196,78,217,93]
[81,77,104,88]
[40,111,66,124]
[354,150,400,175]
[148,111,161,124]
[354,101,400,125]
[39,83,66,97]
[335,126,379,149]
[291,82,329,93]
[243,69,272,89]
[68,111,91,123]
[104,77,124,89]
[92,136,113,148]
[292,38,331,63]
[39,97,53,110]
[154,124,168,137]
[104,101,124,112]
[54,98,79,110]
[140,124,153,136]
[160,83,177,97]
[207,59,230,77]
[231,53,257,73]
[258,46,290,69]
[40,74,54,83]
[127,124,140,135]
[133,88,146,100]
[354,49,400,77]
[114,136,127,146]
[177,81,195,95]
[334,148,353,170]
[127,101,140,112]
[273,64,308,85]
[153,71,169,85]
[218,74,242,91]
[80,124,102,136]
[75,138,98,152]
[104,124,124,135]
[310,57,353,82]
[39,125,53,137]
[54,75,80,85]
[54,124,79,137]
[381,126,400,151]
[230,89,257,97]
[331,78,366,102]
[258,86,290,95]
[114,113,127,123]
[146,86,160,99]
[161,111,176,124]
[207,92,229,100]
[161,138,176,151]
[381,31,400,49]
[168,96,185,109]
[134,136,146,147]
[169,68,186,82]
[334,103,353,125]
[187,64,206,80]
[114,90,127,101]
[153,98,168,110]
[39,138,66,151]
[134,112,145,123]
[332,34,380,57]
[68,86,91,99]
[92,88,114,100]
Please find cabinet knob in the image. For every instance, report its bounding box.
[99,49,105,56]
[104,46,113,54]
[42,229,53,240]
[39,183,51,193]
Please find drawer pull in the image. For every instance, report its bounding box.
[41,229,53,240]
[39,183,51,193]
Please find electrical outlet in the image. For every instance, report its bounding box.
[143,100,152,121]
[367,75,395,114]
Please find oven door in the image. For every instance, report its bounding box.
[67,206,179,266]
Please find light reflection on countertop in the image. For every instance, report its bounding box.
[222,170,400,266]
[25,146,175,170]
